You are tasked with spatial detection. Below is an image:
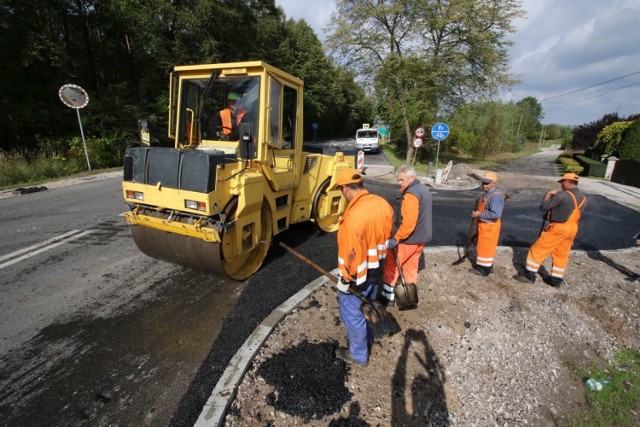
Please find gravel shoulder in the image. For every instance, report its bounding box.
[225,246,640,426]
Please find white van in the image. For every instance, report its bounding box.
[355,128,380,153]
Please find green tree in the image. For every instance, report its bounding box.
[594,121,633,156]
[545,123,563,140]
[0,0,369,154]
[326,0,524,163]
[515,96,543,141]
[619,120,640,161]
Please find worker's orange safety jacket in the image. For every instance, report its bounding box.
[337,190,393,286]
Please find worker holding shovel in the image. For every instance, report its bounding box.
[380,165,432,308]
[514,173,587,287]
[334,168,393,367]
[469,172,506,277]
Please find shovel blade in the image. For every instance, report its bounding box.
[394,283,418,310]
[369,311,401,338]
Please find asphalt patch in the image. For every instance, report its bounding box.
[13,185,48,195]
[256,340,352,421]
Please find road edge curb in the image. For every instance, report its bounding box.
[194,270,334,426]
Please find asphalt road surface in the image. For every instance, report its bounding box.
[0,151,639,426]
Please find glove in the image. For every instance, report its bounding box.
[337,278,350,293]
[389,238,399,249]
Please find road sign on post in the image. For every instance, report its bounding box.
[431,122,449,173]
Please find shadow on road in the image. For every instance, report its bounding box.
[578,241,640,282]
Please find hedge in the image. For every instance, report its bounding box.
[574,154,606,177]
[556,156,584,174]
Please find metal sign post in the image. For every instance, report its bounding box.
[59,84,91,171]
[411,126,426,166]
[431,122,450,170]
[411,138,423,165]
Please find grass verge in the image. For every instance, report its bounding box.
[566,348,640,427]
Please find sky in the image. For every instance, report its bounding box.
[274,0,640,126]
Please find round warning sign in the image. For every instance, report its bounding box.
[413,138,423,148]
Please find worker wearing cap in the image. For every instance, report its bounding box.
[380,164,432,306]
[470,172,505,276]
[515,173,587,287]
[217,92,247,138]
[335,168,393,367]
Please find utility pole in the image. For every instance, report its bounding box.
[514,112,524,147]
[537,126,546,149]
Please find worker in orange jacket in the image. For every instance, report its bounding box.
[515,173,587,287]
[470,172,505,276]
[335,168,393,367]
[380,165,432,306]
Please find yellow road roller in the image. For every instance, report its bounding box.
[122,61,356,280]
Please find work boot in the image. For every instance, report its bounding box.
[335,347,368,367]
[513,270,536,284]
[544,276,564,288]
[377,290,395,308]
[379,295,395,308]
[469,265,491,277]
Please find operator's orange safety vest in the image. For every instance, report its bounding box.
[337,190,393,286]
[220,108,248,135]
[220,108,233,135]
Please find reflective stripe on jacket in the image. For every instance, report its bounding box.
[337,190,394,286]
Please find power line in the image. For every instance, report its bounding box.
[545,80,640,112]
[540,70,640,102]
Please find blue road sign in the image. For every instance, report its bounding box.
[312,122,319,130]
[431,122,450,141]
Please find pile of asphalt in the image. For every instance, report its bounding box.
[255,340,351,422]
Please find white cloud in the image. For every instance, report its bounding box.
[276,0,640,125]
[274,0,335,40]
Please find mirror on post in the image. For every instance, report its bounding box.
[58,84,91,172]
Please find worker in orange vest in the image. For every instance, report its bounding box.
[515,173,587,287]
[217,92,247,139]
[470,172,505,276]
[380,165,432,306]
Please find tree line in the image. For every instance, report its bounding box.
[0,0,371,159]
[5,0,631,180]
